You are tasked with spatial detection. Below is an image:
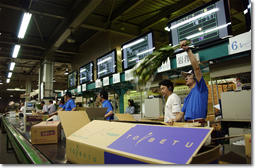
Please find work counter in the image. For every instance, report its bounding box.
[1,114,251,164]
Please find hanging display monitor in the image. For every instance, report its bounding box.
[121,30,155,71]
[166,0,232,51]
[68,70,77,89]
[96,49,117,79]
[79,61,94,84]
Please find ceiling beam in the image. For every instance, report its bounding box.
[0,2,67,20]
[110,0,144,22]
[0,40,45,50]
[47,0,104,53]
[140,0,196,31]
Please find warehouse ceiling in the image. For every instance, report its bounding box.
[0,0,248,100]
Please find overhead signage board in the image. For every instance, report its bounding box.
[228,31,251,55]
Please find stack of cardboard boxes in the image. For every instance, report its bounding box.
[207,84,236,115]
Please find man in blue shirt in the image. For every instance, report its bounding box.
[50,92,76,117]
[169,40,208,125]
[99,90,114,120]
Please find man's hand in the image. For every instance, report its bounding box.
[158,116,164,119]
[167,119,174,126]
[180,40,189,51]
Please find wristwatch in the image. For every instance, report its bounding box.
[185,48,191,52]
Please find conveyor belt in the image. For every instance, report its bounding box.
[2,116,67,164]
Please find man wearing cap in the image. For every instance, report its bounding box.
[37,101,49,114]
[158,79,182,123]
[98,90,114,120]
[169,40,208,125]
[49,92,76,117]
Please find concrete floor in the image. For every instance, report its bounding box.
[0,123,20,164]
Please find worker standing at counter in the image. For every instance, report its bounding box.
[50,92,76,117]
[48,100,56,115]
[158,79,182,123]
[18,102,25,114]
[124,99,135,114]
[169,40,208,125]
[98,90,114,120]
[58,97,65,108]
[36,101,49,114]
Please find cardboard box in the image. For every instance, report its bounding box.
[244,134,251,156]
[31,121,61,145]
[26,114,49,122]
[139,117,164,122]
[59,111,219,164]
[206,115,215,121]
[115,114,136,121]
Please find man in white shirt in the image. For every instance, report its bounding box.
[18,102,25,114]
[48,100,56,115]
[36,101,49,114]
[158,79,182,123]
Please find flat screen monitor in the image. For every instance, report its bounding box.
[167,0,232,51]
[121,30,155,71]
[96,49,117,79]
[79,61,94,84]
[27,103,33,107]
[68,70,77,89]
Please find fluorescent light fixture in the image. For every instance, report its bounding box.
[80,69,86,72]
[7,88,26,91]
[122,38,145,49]
[97,57,112,65]
[0,80,2,85]
[244,9,248,14]
[137,47,155,56]
[80,77,87,80]
[98,70,107,74]
[9,62,15,71]
[6,79,10,83]
[164,27,170,31]
[186,23,231,39]
[170,8,219,30]
[64,69,69,75]
[12,45,21,58]
[248,3,251,9]
[54,90,63,92]
[10,95,13,97]
[18,12,32,38]
[8,72,12,78]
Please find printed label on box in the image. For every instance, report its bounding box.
[41,130,55,136]
[107,125,210,164]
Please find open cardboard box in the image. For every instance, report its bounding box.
[58,111,220,164]
[245,134,251,156]
[114,114,201,127]
[115,113,137,121]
